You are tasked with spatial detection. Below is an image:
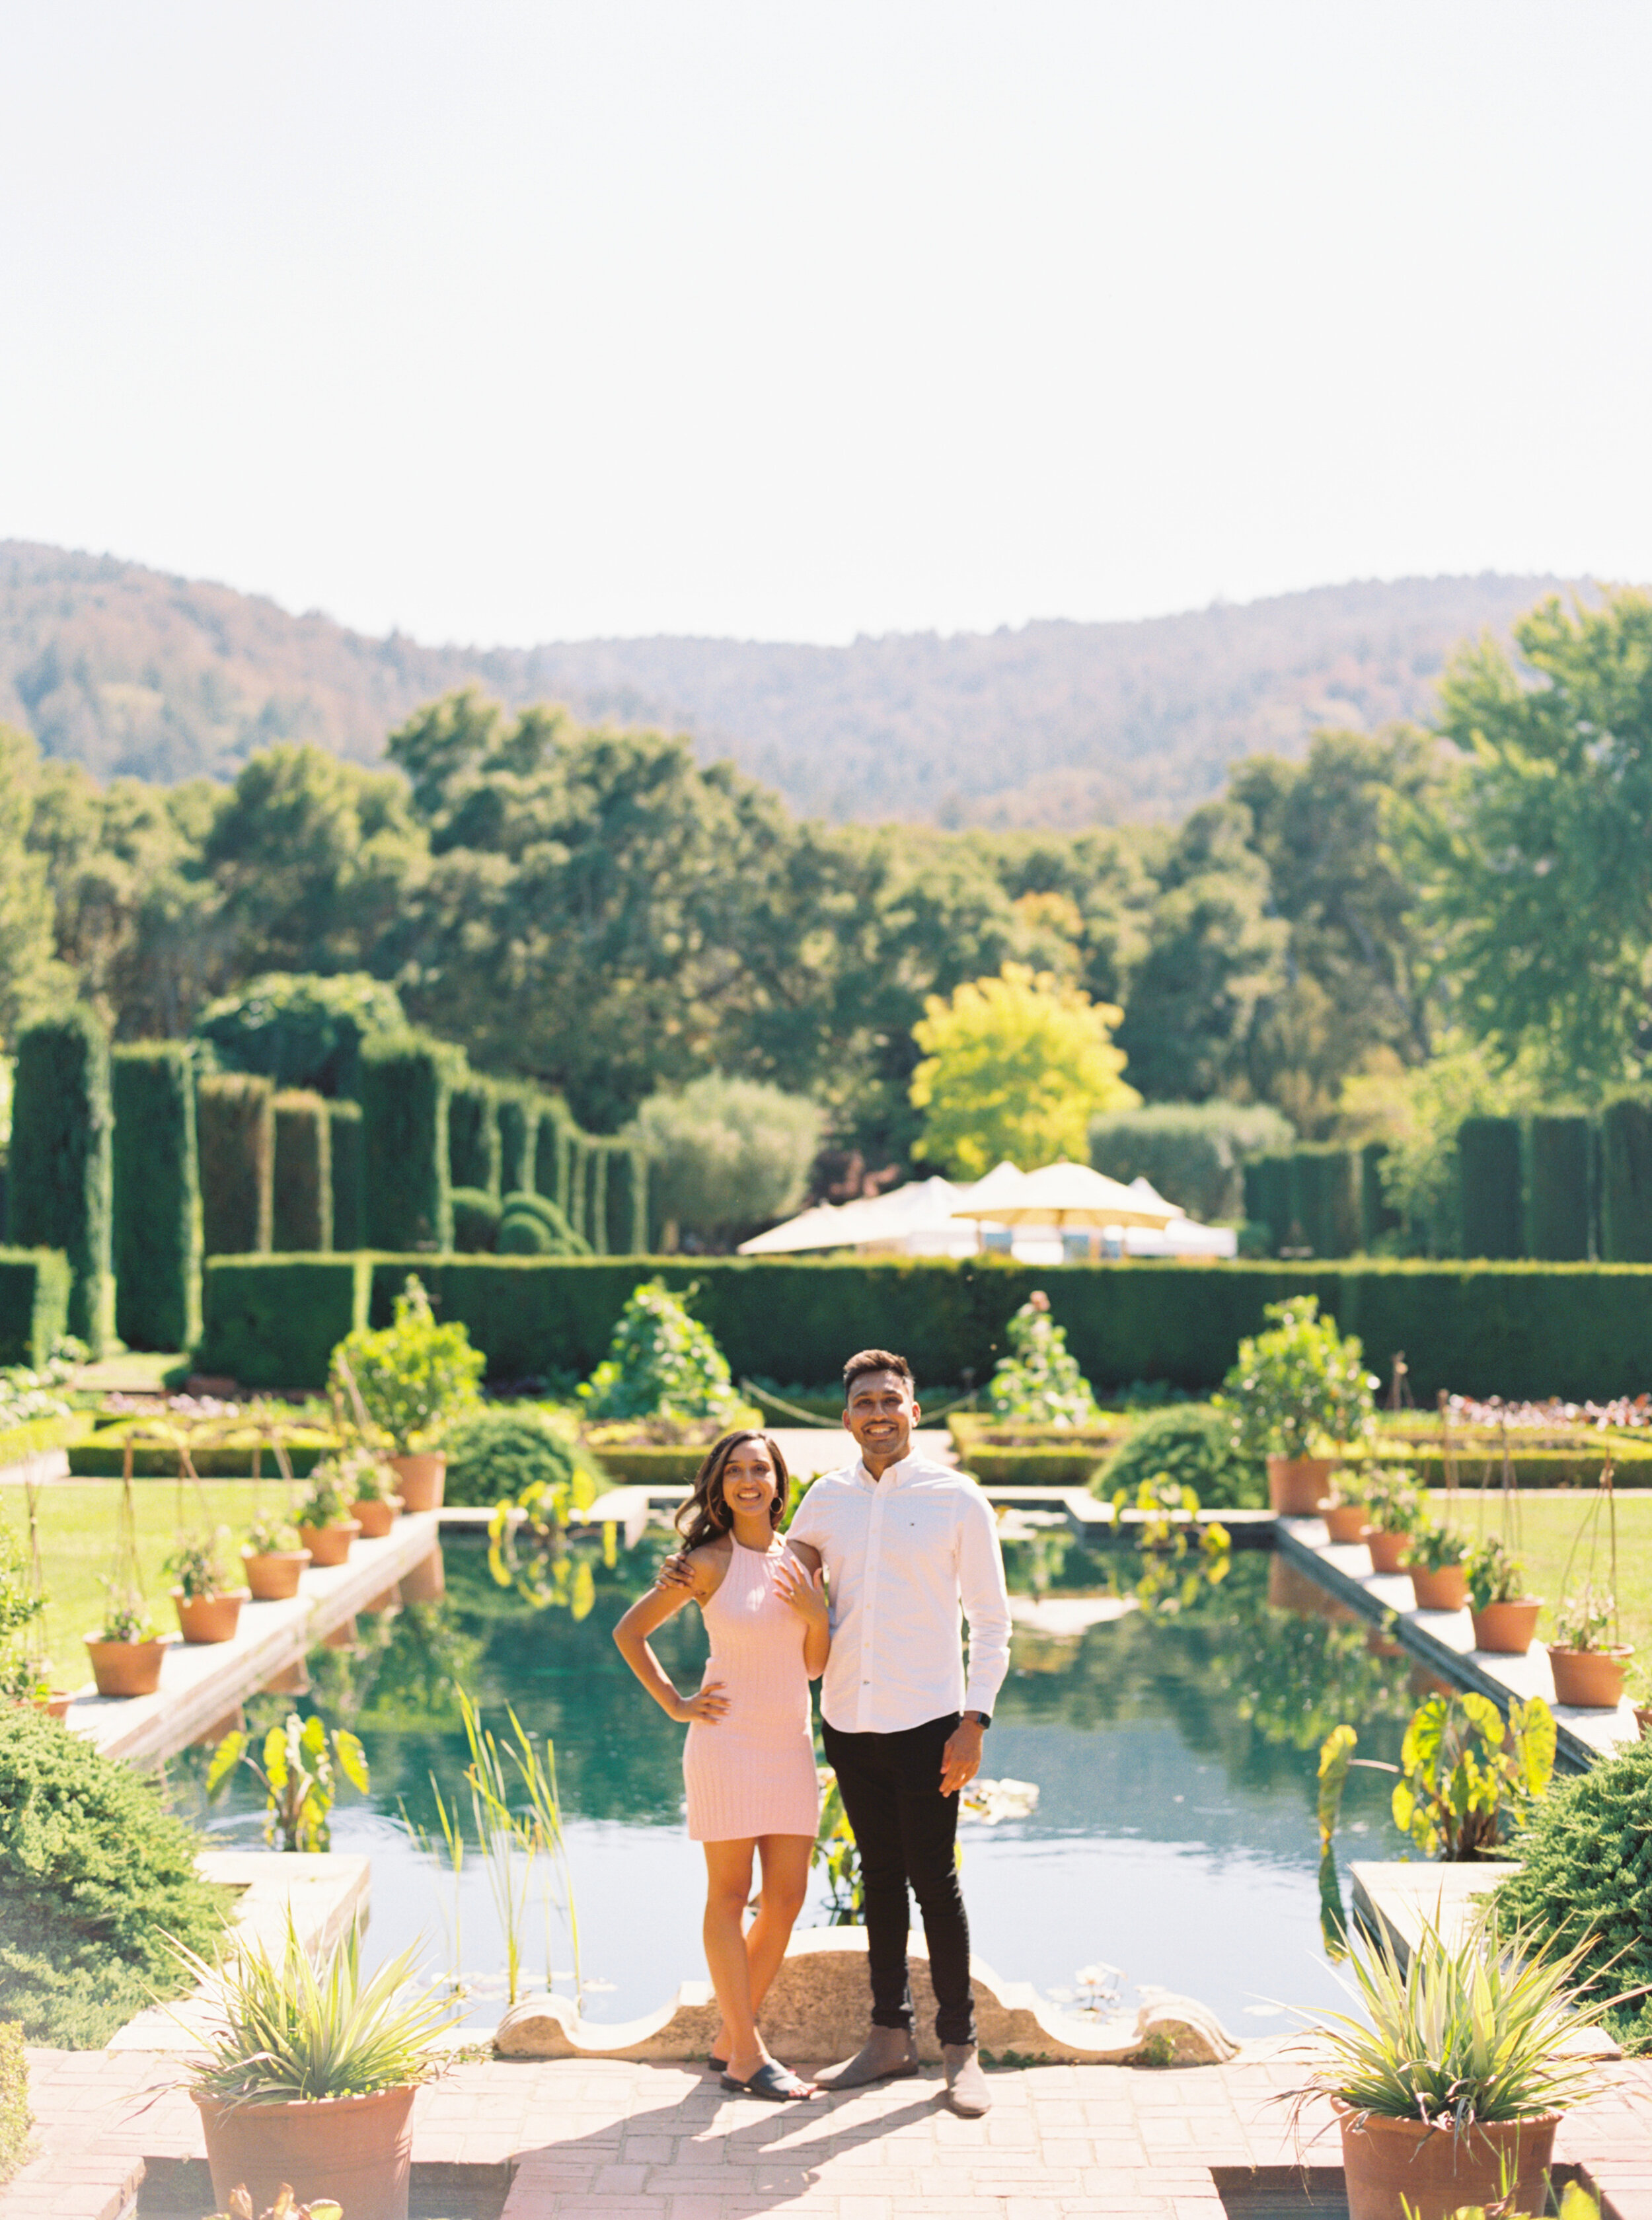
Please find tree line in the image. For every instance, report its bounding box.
[1,589,1647,1186]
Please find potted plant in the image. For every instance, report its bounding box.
[1406,1521,1470,1612]
[329,1276,484,1513]
[84,1584,169,1697]
[1547,1584,1633,1708]
[206,2191,342,2220]
[295,1475,361,1570]
[345,1452,403,1541]
[1466,1534,1542,1654]
[165,1528,250,1645]
[1218,1296,1376,1516]
[243,1513,313,1601]
[1359,1467,1423,1574]
[1293,1911,1616,2220]
[1321,1480,1369,1545]
[177,1915,454,2220]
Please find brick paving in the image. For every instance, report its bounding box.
[4,2047,1650,2219]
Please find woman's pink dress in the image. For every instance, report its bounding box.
[683,1539,821,1842]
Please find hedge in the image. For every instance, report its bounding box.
[1460,1115,1523,1259]
[110,1045,201,1352]
[535,1103,576,1224]
[7,1012,113,1352]
[0,1251,70,1371]
[197,1073,274,1257]
[1090,1100,1293,1226]
[1526,1113,1591,1262]
[1287,1146,1359,1258]
[68,1423,332,1477]
[361,1032,457,1251]
[328,1099,364,1250]
[273,1090,332,1253]
[1600,1097,1652,1263]
[1360,1140,1401,1248]
[1242,1156,1291,1255]
[1344,1441,1652,1489]
[604,1144,648,1255]
[200,1251,1652,1400]
[449,1080,501,1199]
[196,1255,369,1389]
[498,1089,541,1197]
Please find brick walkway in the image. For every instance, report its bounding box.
[5,2048,1651,2219]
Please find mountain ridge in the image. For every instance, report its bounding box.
[0,540,1583,823]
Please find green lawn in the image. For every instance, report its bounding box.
[1430,1487,1652,1674]
[1,1479,289,1689]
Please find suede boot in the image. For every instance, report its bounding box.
[942,2043,991,2117]
[815,2025,920,2089]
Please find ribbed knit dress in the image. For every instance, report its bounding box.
[683,1539,821,1843]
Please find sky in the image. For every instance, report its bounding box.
[3,2,1650,648]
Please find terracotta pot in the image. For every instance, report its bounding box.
[1335,2100,1558,2220]
[1470,1598,1542,1654]
[172,1588,250,1645]
[195,2083,417,2220]
[388,1452,445,1513]
[83,1635,169,1697]
[352,1495,404,1540]
[1409,1563,1468,1612]
[243,1547,312,1600]
[1363,1526,1411,1575]
[31,1689,72,1721]
[299,1520,361,1569]
[1636,1704,1652,1742]
[1323,1500,1369,1544]
[1266,1455,1334,1515]
[1548,1643,1632,1707]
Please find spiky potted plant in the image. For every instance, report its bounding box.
[1466,1534,1542,1655]
[1291,1911,1618,2220]
[178,1916,454,2220]
[295,1473,361,1571]
[166,1528,250,1645]
[1358,1467,1423,1575]
[242,1512,312,1601]
[1217,1296,1376,1516]
[1547,1585,1633,1709]
[328,1276,484,1513]
[1406,1520,1470,1613]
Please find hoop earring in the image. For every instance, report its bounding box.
[769,1493,784,1529]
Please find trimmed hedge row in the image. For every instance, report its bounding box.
[328,1100,364,1250]
[1460,1115,1525,1260]
[449,1080,501,1199]
[1526,1113,1591,1261]
[361,1033,458,1251]
[111,1045,201,1352]
[1600,1097,1652,1261]
[198,1252,1652,1399]
[7,1013,113,1352]
[273,1090,332,1252]
[198,1074,274,1257]
[0,1251,71,1370]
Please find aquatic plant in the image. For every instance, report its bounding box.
[207,1712,369,1854]
[1317,1690,1554,1865]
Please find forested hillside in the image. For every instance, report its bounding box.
[0,542,1570,823]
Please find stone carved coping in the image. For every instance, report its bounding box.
[493,1928,1238,2067]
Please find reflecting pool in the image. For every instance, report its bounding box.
[169,1532,1421,2036]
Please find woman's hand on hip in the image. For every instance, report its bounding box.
[671,1679,730,1726]
[773,1555,828,1630]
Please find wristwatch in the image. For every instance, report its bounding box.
[963,1710,991,1728]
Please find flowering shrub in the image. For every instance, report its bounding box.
[1218,1296,1376,1462]
[579,1280,739,1423]
[984,1293,1101,1428]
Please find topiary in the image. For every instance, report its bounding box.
[442,1404,583,1506]
[1495,1733,1652,2052]
[0,1705,233,2046]
[496,1190,589,1257]
[579,1278,739,1423]
[452,1186,502,1253]
[1094,1403,1264,1509]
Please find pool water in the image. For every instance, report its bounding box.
[169,1533,1421,2038]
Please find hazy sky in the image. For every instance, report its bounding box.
[3,3,1649,646]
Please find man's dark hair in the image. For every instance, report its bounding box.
[843,1349,914,1399]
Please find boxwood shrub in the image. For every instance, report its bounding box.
[111,1043,202,1352]
[0,1706,231,2046]
[1600,1095,1652,1262]
[1093,1403,1265,1508]
[197,1072,274,1257]
[441,1403,583,1505]
[361,1031,458,1251]
[7,1010,113,1352]
[272,1090,332,1252]
[0,1249,71,1371]
[328,1099,364,1250]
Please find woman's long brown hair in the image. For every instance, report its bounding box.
[675,1430,791,1553]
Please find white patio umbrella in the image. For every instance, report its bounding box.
[950,1159,1180,1232]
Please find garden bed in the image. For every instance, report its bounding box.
[948,1412,1130,1485]
[67,1420,336,1477]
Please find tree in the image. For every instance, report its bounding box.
[1420,590,1652,1095]
[0,725,71,1045]
[193,973,406,1097]
[626,1074,823,1245]
[909,963,1137,1178]
[1117,801,1288,1101]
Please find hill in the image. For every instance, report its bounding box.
[0,542,1581,823]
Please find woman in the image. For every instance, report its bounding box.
[613,1429,828,2101]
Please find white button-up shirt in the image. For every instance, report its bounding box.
[786,1448,1012,1736]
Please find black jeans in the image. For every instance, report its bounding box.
[821,1711,975,2048]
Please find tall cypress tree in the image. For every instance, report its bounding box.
[9,1010,114,1352]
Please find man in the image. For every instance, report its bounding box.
[784,1348,1011,2118]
